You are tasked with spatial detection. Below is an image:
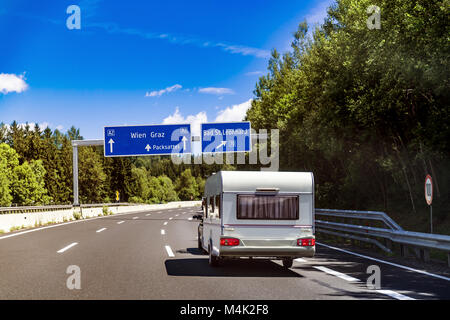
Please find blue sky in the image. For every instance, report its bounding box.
[0,0,334,139]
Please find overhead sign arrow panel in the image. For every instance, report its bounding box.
[201,122,251,154]
[108,139,115,153]
[104,124,191,157]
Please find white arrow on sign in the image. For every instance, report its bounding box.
[216,141,227,150]
[182,136,188,150]
[108,139,115,153]
[145,144,151,152]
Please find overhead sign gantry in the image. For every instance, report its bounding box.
[73,121,254,206]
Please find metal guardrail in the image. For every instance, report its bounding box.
[315,208,403,231]
[0,203,133,214]
[315,209,450,267]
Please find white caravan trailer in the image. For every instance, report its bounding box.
[198,171,315,268]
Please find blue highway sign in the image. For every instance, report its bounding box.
[201,122,251,153]
[104,124,191,157]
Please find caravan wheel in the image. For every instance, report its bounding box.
[208,244,220,267]
[282,258,293,268]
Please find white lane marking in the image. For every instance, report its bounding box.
[57,242,78,253]
[317,242,450,282]
[169,217,173,220]
[117,221,125,224]
[145,214,151,216]
[165,245,175,257]
[96,228,107,233]
[295,258,307,263]
[0,205,199,240]
[188,217,193,221]
[163,222,168,226]
[0,207,198,241]
[133,217,139,220]
[161,229,166,235]
[376,290,415,300]
[175,214,179,217]
[314,266,360,282]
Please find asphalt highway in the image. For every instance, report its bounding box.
[0,206,448,300]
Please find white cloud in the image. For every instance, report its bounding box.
[88,22,270,59]
[198,87,235,95]
[215,43,270,59]
[163,107,207,137]
[145,84,182,97]
[3,122,50,131]
[305,0,335,27]
[245,71,264,77]
[19,122,50,131]
[0,73,28,94]
[215,99,253,123]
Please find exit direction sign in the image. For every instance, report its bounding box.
[104,124,191,157]
[201,122,251,153]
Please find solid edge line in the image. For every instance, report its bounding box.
[317,242,450,282]
[165,245,175,257]
[57,242,78,253]
[314,266,360,282]
[376,290,415,300]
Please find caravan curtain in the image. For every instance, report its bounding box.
[237,195,299,220]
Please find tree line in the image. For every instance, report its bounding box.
[245,0,449,221]
[0,122,233,206]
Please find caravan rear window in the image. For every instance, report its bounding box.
[237,195,299,220]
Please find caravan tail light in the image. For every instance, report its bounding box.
[220,238,240,246]
[298,238,315,247]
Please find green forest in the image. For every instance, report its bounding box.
[245,0,449,231]
[0,122,233,207]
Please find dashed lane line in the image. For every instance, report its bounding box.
[161,229,166,235]
[96,228,107,233]
[117,221,125,224]
[57,242,78,253]
[165,245,175,257]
